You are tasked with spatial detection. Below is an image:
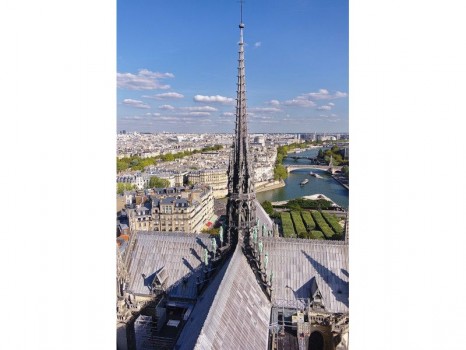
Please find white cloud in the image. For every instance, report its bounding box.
[159,104,175,110]
[250,107,281,113]
[222,112,235,116]
[217,118,235,123]
[121,115,145,120]
[179,106,218,112]
[283,99,316,107]
[187,112,211,117]
[117,69,174,90]
[280,89,346,109]
[193,95,235,104]
[143,92,184,100]
[168,112,212,117]
[145,112,161,116]
[317,105,332,111]
[306,89,330,99]
[256,119,279,123]
[122,99,151,109]
[254,41,262,48]
[268,100,280,106]
[157,116,180,121]
[334,91,348,98]
[313,113,340,122]
[250,115,272,120]
[157,105,217,115]
[303,89,348,100]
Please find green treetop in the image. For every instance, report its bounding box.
[148,176,171,189]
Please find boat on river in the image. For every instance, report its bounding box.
[300,179,309,186]
[309,171,323,179]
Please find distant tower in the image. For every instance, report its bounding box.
[226,2,256,247]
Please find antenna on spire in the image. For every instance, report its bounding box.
[239,0,245,28]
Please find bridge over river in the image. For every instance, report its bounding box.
[285,164,343,173]
[285,155,319,162]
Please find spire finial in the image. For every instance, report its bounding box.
[240,0,243,23]
[239,0,245,28]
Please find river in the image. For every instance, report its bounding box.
[256,147,349,209]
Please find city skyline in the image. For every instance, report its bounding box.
[117,0,348,133]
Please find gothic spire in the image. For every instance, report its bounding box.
[226,2,256,247]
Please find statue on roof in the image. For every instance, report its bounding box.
[258,239,263,254]
[264,252,268,270]
[253,226,258,243]
[262,223,267,237]
[204,248,209,265]
[219,225,223,244]
[211,237,217,253]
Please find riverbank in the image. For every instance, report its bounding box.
[272,194,335,206]
[257,148,349,208]
[286,145,321,154]
[255,179,286,193]
[331,174,349,190]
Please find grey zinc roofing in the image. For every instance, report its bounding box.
[126,231,212,299]
[175,254,233,350]
[263,237,349,313]
[193,245,271,350]
[175,198,189,207]
[161,197,176,204]
[254,199,274,232]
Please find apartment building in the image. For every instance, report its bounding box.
[188,168,228,198]
[116,173,150,190]
[128,185,214,233]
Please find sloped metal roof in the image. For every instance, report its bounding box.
[254,199,274,233]
[126,231,212,299]
[126,231,348,349]
[160,197,176,205]
[174,254,233,350]
[193,245,271,350]
[263,237,349,313]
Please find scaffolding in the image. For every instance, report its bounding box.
[134,315,174,350]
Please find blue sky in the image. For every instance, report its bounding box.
[117,0,348,133]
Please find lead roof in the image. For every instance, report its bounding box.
[126,232,212,299]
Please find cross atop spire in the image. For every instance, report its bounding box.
[240,0,244,27]
[239,0,245,45]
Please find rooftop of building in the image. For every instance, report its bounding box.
[124,189,349,345]
[262,237,348,313]
[126,231,217,299]
[177,245,271,350]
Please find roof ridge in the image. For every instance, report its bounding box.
[194,245,271,349]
